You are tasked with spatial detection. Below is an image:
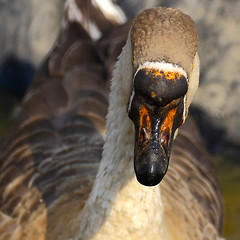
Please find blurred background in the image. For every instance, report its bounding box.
[0,0,239,239]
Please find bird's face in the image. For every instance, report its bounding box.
[125,7,199,186]
[128,62,189,186]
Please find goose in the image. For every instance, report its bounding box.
[0,1,224,239]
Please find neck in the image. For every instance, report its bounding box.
[75,38,166,240]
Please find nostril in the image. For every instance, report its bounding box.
[160,132,169,149]
[140,127,149,142]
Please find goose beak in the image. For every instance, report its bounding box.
[129,103,184,186]
[128,66,188,186]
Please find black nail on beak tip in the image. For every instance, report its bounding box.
[134,150,168,186]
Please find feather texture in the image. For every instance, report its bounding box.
[0,1,224,240]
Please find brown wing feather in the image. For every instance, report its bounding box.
[162,117,224,238]
[0,2,130,238]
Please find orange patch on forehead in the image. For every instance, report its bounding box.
[142,68,184,81]
[151,91,157,98]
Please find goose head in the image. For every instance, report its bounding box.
[123,7,199,186]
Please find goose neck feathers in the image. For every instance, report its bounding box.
[131,7,198,75]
